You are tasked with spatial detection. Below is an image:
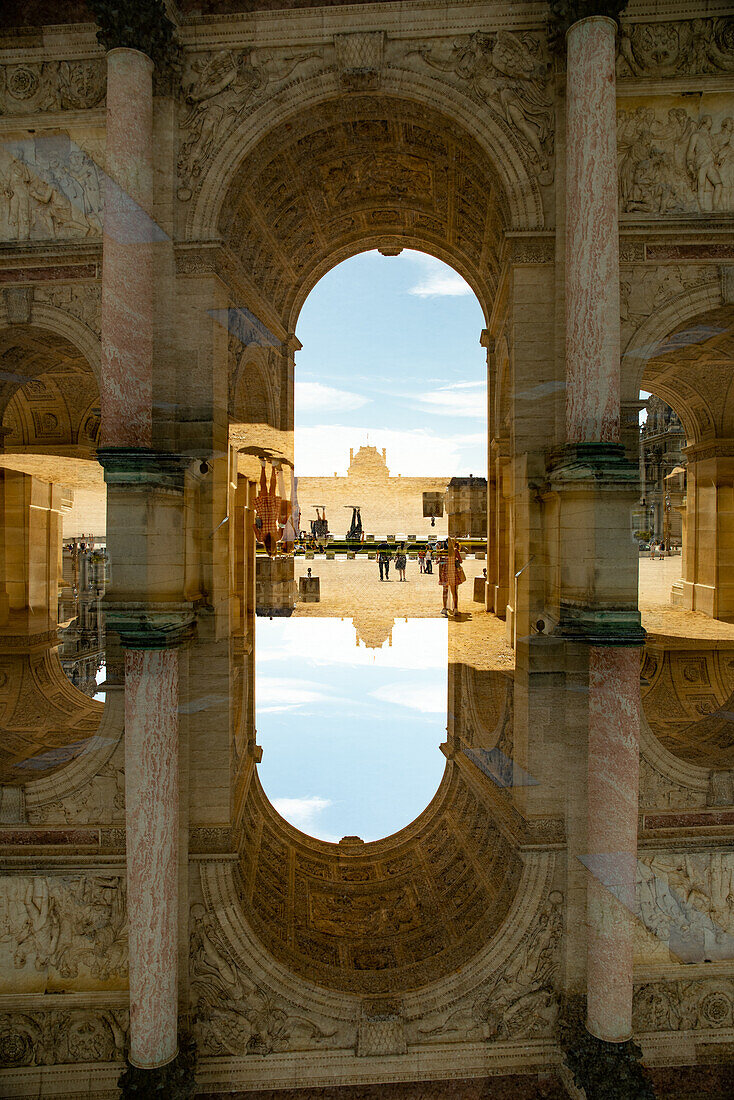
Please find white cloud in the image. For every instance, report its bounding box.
[371,682,447,714]
[270,795,338,841]
[257,617,447,672]
[407,255,473,298]
[296,381,370,413]
[257,676,333,710]
[414,381,486,419]
[295,424,485,477]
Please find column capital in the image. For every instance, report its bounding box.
[97,449,192,491]
[549,1,628,51]
[106,606,195,650]
[88,0,180,79]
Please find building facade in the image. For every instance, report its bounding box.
[0,2,733,1099]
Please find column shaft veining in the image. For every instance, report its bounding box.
[565,16,620,444]
[100,48,155,448]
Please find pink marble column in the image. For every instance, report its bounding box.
[565,16,620,444]
[586,645,640,1043]
[124,647,179,1068]
[100,48,154,448]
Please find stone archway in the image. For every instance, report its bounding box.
[638,304,734,620]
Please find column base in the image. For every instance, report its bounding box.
[560,1001,655,1100]
[118,1036,196,1098]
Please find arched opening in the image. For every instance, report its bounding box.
[0,324,105,787]
[255,248,489,843]
[639,305,734,621]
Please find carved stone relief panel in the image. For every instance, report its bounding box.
[0,1007,128,1068]
[634,851,734,967]
[0,60,106,116]
[405,889,563,1045]
[617,95,734,216]
[617,19,734,80]
[619,264,717,352]
[32,284,102,338]
[177,47,323,202]
[0,131,105,241]
[408,30,554,183]
[189,900,350,1057]
[634,977,734,1033]
[0,875,128,993]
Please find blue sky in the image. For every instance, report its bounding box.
[256,617,448,842]
[294,250,488,477]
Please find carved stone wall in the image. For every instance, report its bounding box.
[0,874,127,994]
[236,765,522,994]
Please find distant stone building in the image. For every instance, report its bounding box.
[636,396,686,546]
[297,446,452,539]
[445,476,488,538]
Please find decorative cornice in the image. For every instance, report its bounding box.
[548,1,628,52]
[87,0,181,83]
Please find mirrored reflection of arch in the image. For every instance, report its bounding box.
[0,321,106,809]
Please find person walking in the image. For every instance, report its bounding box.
[395,544,407,581]
[378,541,392,581]
[418,548,426,573]
[438,537,465,615]
[424,546,433,574]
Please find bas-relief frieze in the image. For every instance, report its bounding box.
[634,977,734,1034]
[638,756,706,812]
[618,97,734,217]
[619,264,716,351]
[617,19,734,81]
[0,133,104,241]
[177,48,323,201]
[634,851,734,967]
[0,875,127,993]
[32,284,102,337]
[407,31,554,183]
[0,61,106,116]
[0,1006,128,1068]
[406,889,563,1045]
[26,758,124,825]
[190,901,347,1057]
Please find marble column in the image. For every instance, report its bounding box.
[562,10,644,1053]
[586,645,640,1043]
[124,646,179,1068]
[565,16,620,445]
[100,47,154,448]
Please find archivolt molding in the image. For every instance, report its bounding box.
[184,61,545,245]
[639,712,710,812]
[0,294,101,388]
[24,691,124,826]
[620,269,722,402]
[195,846,557,1059]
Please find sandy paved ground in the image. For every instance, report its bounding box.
[638,556,734,641]
[293,555,515,670]
[290,555,734,665]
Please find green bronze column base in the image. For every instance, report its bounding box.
[118,1034,196,1098]
[560,999,655,1099]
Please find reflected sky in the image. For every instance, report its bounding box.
[256,617,447,843]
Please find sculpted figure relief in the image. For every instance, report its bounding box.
[0,875,128,990]
[412,890,563,1044]
[0,1007,128,1067]
[618,106,734,215]
[617,19,734,79]
[635,852,734,965]
[178,48,321,200]
[0,138,104,240]
[0,61,106,115]
[634,977,734,1033]
[413,31,553,178]
[189,902,342,1057]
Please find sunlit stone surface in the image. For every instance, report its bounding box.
[0,1,733,1097]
